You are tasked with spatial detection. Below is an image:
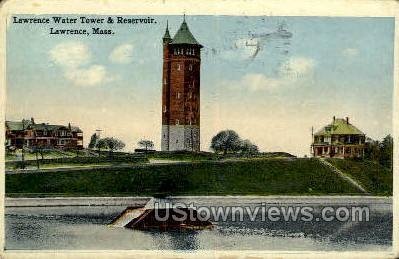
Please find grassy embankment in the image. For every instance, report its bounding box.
[327,158,392,196]
[6,158,366,197]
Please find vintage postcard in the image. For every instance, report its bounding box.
[0,0,398,258]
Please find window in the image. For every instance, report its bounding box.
[189,64,193,71]
[177,92,181,99]
[164,79,167,85]
[189,92,192,99]
[163,105,167,112]
[177,64,181,70]
[176,119,179,125]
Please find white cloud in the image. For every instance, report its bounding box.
[240,73,282,92]
[49,42,90,67]
[280,57,315,79]
[109,43,134,64]
[342,48,359,57]
[49,41,115,87]
[64,65,109,87]
[224,56,315,92]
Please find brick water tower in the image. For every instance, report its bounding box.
[161,17,202,151]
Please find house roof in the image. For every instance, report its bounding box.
[5,120,32,131]
[314,118,364,136]
[6,120,82,132]
[170,20,202,47]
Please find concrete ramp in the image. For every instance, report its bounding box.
[109,207,146,227]
[109,198,170,227]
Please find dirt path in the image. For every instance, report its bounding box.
[317,158,368,194]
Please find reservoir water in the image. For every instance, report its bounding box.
[5,197,392,251]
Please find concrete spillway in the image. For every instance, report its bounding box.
[109,198,213,230]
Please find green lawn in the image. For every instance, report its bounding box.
[6,149,89,161]
[326,158,392,195]
[6,158,364,197]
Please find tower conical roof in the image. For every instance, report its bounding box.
[171,19,202,47]
[163,20,171,40]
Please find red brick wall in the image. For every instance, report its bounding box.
[162,44,201,126]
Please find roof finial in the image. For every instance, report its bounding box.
[166,19,169,29]
[183,13,186,22]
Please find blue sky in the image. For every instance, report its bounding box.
[6,15,394,156]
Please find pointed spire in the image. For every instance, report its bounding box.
[163,20,171,43]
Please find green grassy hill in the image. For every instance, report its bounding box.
[6,158,371,197]
[327,158,392,195]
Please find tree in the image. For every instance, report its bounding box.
[364,138,380,161]
[365,135,393,169]
[96,137,126,157]
[96,138,108,156]
[240,139,259,155]
[88,133,99,149]
[380,135,393,169]
[210,130,241,154]
[138,139,154,151]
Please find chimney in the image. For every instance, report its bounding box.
[346,117,349,124]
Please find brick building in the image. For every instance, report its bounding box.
[311,117,366,158]
[5,118,83,150]
[161,17,202,152]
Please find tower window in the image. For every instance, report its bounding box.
[189,64,193,71]
[163,105,166,112]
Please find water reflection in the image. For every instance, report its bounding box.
[5,199,392,251]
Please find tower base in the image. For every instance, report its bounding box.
[161,125,200,152]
